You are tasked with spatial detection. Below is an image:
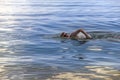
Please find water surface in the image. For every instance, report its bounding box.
[0,0,120,80]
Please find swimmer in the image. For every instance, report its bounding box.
[60,29,92,40]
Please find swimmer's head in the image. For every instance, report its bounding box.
[60,32,69,38]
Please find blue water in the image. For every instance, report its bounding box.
[0,0,120,80]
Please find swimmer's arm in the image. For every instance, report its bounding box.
[70,29,91,39]
[79,29,91,39]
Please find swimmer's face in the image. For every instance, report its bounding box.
[60,32,69,38]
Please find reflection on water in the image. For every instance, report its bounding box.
[47,66,120,80]
[0,65,120,80]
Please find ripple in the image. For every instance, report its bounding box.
[0,27,14,32]
[0,0,120,80]
[0,40,35,46]
[47,66,120,80]
[0,48,14,54]
[87,46,103,51]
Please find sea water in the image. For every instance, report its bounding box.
[0,0,120,80]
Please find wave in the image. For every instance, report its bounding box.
[89,31,120,42]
